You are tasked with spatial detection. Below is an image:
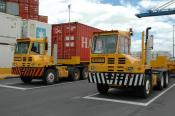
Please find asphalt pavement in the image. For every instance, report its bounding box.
[0,77,175,116]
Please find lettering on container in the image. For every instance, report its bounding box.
[82,37,88,48]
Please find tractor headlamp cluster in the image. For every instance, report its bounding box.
[128,67,134,72]
[91,66,96,71]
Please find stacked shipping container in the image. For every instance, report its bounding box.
[18,0,39,20]
[0,12,21,74]
[0,0,48,23]
[21,19,52,56]
[0,12,51,74]
[0,0,6,13]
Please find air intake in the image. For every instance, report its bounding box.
[108,58,115,64]
[118,58,126,64]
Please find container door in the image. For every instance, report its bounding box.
[52,25,64,59]
[63,24,76,59]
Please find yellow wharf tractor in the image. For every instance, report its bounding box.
[12,38,83,84]
[88,27,171,98]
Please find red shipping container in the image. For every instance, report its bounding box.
[28,14,38,20]
[6,0,18,3]
[19,2,29,14]
[52,22,102,62]
[20,13,29,19]
[38,15,48,23]
[29,0,38,5]
[18,0,28,3]
[28,4,38,15]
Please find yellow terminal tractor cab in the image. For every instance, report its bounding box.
[12,38,78,84]
[88,27,170,98]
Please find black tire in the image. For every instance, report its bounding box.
[97,84,109,94]
[139,74,152,98]
[69,68,80,81]
[156,73,164,90]
[43,69,57,85]
[163,72,169,88]
[81,67,88,80]
[21,77,32,84]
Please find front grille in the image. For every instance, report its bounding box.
[28,57,32,62]
[117,66,124,68]
[108,58,115,64]
[14,57,22,61]
[23,57,27,61]
[108,66,114,71]
[118,58,126,64]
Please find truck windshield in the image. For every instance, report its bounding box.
[15,42,29,54]
[92,35,117,54]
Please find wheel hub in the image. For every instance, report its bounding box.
[74,72,79,80]
[84,71,88,78]
[146,80,150,95]
[47,73,55,82]
[166,74,169,85]
[161,76,164,87]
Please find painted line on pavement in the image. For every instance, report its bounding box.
[0,80,87,91]
[4,82,22,85]
[145,82,175,106]
[0,84,27,91]
[83,83,175,107]
[26,81,82,90]
[83,93,147,106]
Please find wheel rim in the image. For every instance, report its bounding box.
[74,72,80,80]
[83,70,88,79]
[161,75,164,87]
[166,73,169,85]
[146,80,151,95]
[47,73,55,83]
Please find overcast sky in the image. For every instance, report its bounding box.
[39,0,175,55]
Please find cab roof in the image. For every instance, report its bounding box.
[16,38,48,42]
[93,30,132,38]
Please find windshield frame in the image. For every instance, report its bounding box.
[92,34,118,54]
[15,42,30,54]
[30,41,45,55]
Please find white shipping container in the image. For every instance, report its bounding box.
[21,20,52,56]
[0,44,15,68]
[0,12,22,44]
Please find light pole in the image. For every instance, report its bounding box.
[68,4,71,23]
[68,4,71,58]
[173,25,174,58]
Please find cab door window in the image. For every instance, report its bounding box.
[119,36,129,54]
[31,42,44,54]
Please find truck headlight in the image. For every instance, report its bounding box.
[31,63,37,67]
[128,67,133,72]
[91,66,96,71]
